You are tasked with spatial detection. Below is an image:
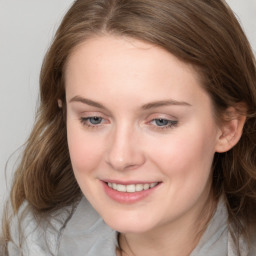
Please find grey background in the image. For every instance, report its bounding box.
[0,0,256,211]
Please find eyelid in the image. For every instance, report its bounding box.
[145,113,177,122]
[79,112,110,128]
[78,111,109,118]
[71,103,111,118]
[145,113,178,130]
[150,119,178,127]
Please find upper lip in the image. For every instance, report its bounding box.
[102,179,161,185]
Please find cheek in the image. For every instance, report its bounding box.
[147,125,217,218]
[67,125,103,177]
[150,124,217,180]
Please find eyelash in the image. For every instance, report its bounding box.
[150,119,178,129]
[79,116,178,130]
[80,116,105,128]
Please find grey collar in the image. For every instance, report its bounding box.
[58,197,251,256]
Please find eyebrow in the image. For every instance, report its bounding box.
[69,96,107,110]
[141,100,191,110]
[69,96,191,110]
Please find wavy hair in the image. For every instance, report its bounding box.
[1,0,256,254]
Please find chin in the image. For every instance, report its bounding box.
[103,212,157,234]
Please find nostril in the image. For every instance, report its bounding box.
[105,134,146,171]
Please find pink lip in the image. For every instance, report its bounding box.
[101,181,161,204]
[103,179,159,185]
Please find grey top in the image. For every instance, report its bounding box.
[7,197,256,256]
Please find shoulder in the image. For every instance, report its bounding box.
[7,201,71,256]
[58,197,118,256]
[8,197,117,256]
[249,228,256,256]
[228,223,256,256]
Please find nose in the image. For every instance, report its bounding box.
[105,124,145,171]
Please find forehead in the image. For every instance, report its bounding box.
[66,35,198,77]
[64,35,210,110]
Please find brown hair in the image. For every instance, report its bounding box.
[2,0,256,254]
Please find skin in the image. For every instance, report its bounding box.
[65,35,241,256]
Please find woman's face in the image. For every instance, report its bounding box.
[65,35,222,234]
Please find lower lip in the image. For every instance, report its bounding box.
[102,182,160,204]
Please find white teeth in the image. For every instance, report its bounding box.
[150,182,158,188]
[127,184,135,193]
[135,184,143,192]
[143,184,150,190]
[107,182,159,193]
[117,184,126,192]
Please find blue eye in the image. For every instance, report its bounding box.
[88,117,102,124]
[80,116,103,127]
[152,119,178,128]
[154,119,169,126]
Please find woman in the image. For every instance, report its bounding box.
[1,0,256,255]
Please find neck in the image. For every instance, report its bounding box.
[117,193,217,256]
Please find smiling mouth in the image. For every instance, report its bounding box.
[106,182,159,193]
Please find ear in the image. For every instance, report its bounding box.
[57,99,63,108]
[215,106,246,153]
